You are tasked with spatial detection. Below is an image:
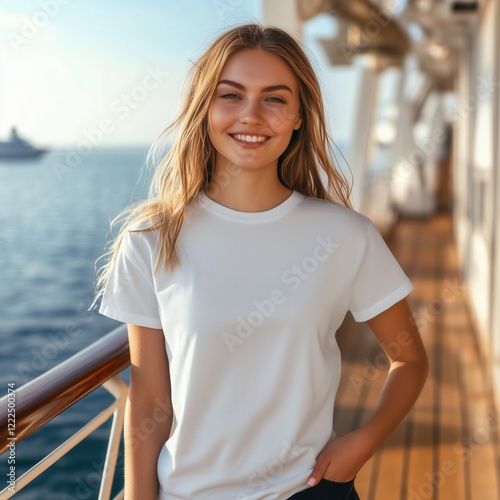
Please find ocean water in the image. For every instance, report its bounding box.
[0,147,153,499]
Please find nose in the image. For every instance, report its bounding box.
[239,98,264,125]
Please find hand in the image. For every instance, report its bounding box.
[306,428,374,486]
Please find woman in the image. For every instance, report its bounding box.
[96,24,428,500]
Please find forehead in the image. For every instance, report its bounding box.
[219,48,298,89]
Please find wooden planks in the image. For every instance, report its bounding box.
[333,215,500,500]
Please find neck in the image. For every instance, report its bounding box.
[205,160,292,212]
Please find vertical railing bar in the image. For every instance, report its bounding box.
[0,400,120,499]
[98,376,128,500]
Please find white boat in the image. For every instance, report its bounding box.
[0,127,46,160]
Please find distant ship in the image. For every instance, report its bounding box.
[0,127,46,160]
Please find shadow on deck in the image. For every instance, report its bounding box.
[334,214,500,500]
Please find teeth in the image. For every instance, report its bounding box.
[233,134,268,143]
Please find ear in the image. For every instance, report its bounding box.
[293,113,303,130]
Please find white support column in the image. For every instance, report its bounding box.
[488,0,500,407]
[386,63,407,166]
[453,40,472,278]
[349,55,379,211]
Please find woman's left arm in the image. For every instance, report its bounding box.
[307,298,429,486]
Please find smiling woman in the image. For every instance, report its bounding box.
[207,48,303,211]
[94,23,428,500]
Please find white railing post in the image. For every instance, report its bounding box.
[98,376,128,500]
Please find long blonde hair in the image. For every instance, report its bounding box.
[93,23,351,305]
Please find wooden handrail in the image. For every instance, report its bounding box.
[0,324,129,455]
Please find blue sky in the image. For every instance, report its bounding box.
[0,0,360,149]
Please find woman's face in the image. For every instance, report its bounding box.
[208,48,302,174]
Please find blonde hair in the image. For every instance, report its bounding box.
[93,23,351,306]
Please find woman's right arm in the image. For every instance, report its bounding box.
[125,324,173,500]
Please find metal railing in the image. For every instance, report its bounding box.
[0,324,130,499]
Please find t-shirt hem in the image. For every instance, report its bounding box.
[99,302,162,329]
[158,478,312,500]
[351,280,414,322]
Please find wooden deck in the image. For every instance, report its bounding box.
[334,214,500,500]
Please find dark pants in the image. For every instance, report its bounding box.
[288,479,360,499]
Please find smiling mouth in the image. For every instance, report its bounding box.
[230,134,270,143]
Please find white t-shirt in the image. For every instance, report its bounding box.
[99,190,413,500]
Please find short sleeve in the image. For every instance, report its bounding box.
[99,230,162,329]
[349,220,413,322]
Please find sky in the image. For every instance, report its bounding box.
[0,0,362,149]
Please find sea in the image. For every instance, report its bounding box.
[0,147,153,499]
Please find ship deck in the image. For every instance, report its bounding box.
[334,213,500,500]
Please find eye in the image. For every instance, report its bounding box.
[220,93,240,100]
[266,96,286,104]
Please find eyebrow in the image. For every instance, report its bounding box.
[217,79,293,93]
